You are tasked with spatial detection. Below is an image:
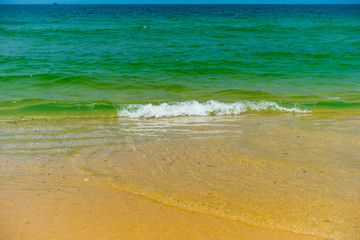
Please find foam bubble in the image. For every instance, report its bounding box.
[116,100,310,118]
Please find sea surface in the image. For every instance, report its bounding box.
[0,4,359,118]
[1,4,360,240]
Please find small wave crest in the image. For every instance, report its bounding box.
[116,100,310,118]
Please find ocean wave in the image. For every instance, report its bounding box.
[116,100,310,118]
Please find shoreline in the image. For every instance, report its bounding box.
[0,115,359,239]
[0,172,325,240]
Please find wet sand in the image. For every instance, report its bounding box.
[0,114,359,239]
[0,172,321,240]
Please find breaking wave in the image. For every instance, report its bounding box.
[116,100,310,118]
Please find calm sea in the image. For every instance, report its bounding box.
[0,4,359,118]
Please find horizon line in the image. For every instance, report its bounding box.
[1,3,359,4]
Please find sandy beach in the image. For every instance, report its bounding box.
[1,115,359,239]
[0,170,324,240]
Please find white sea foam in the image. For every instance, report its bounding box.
[116,100,310,118]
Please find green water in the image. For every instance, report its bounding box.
[0,4,359,118]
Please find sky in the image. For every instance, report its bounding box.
[1,0,359,4]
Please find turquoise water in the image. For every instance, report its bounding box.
[1,4,359,118]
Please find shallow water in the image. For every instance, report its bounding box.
[1,114,359,239]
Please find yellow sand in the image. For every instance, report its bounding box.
[0,174,322,240]
[0,115,359,239]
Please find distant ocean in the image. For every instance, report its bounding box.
[0,4,359,119]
